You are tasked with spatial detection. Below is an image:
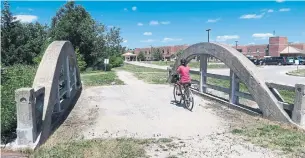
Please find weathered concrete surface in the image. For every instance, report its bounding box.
[66,71,282,157]
[170,42,293,124]
[15,88,36,145]
[292,84,305,127]
[32,41,82,146]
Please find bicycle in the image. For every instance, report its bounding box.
[171,74,194,111]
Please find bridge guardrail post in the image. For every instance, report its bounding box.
[64,56,71,98]
[292,84,305,127]
[200,55,208,93]
[15,88,36,145]
[229,70,240,104]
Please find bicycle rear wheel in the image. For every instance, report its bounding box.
[173,84,181,103]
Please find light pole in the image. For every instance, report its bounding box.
[206,29,211,42]
[235,41,238,49]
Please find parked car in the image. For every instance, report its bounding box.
[247,57,261,65]
[296,56,305,65]
[261,56,293,65]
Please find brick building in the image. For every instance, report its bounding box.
[233,36,305,59]
[130,36,305,61]
[133,44,189,61]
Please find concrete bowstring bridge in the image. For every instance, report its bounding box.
[10,41,305,156]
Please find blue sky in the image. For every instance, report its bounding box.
[8,0,305,49]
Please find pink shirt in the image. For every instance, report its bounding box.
[177,65,191,83]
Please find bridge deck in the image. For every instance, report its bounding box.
[55,71,281,157]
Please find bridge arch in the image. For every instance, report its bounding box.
[169,42,294,124]
[33,41,82,145]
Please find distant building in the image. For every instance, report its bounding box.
[133,44,189,61]
[129,36,305,61]
[236,36,305,59]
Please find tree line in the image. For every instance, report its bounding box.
[1,1,125,71]
[136,47,184,61]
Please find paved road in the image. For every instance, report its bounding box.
[127,61,305,85]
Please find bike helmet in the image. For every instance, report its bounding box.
[180,58,187,66]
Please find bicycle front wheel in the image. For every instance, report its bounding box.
[184,87,194,111]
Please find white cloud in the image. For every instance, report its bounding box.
[240,13,264,19]
[248,42,255,45]
[28,8,33,11]
[276,0,285,3]
[14,15,38,23]
[206,18,221,23]
[252,33,273,39]
[140,39,155,43]
[149,20,159,25]
[160,21,170,25]
[267,9,274,13]
[137,22,143,26]
[124,8,128,11]
[132,6,137,11]
[279,8,290,12]
[161,37,182,42]
[123,40,128,43]
[216,35,239,42]
[143,32,152,36]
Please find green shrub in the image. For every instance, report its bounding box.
[75,47,87,72]
[110,55,123,68]
[1,65,37,135]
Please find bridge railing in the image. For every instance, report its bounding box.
[14,41,82,148]
[168,42,305,129]
[188,66,305,128]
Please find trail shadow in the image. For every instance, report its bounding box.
[36,88,82,148]
[170,100,185,108]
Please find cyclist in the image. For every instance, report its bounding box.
[175,58,191,95]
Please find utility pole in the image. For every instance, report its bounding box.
[206,29,211,42]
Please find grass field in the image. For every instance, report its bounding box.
[232,123,305,156]
[147,61,228,69]
[286,69,305,77]
[81,71,124,86]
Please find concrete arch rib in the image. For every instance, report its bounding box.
[172,42,293,124]
[32,41,82,145]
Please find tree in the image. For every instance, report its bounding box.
[176,50,184,58]
[50,1,97,66]
[75,47,87,71]
[137,51,145,61]
[1,1,19,65]
[49,1,125,70]
[1,1,48,66]
[152,48,163,61]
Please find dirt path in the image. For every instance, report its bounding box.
[37,70,285,157]
[67,70,281,158]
